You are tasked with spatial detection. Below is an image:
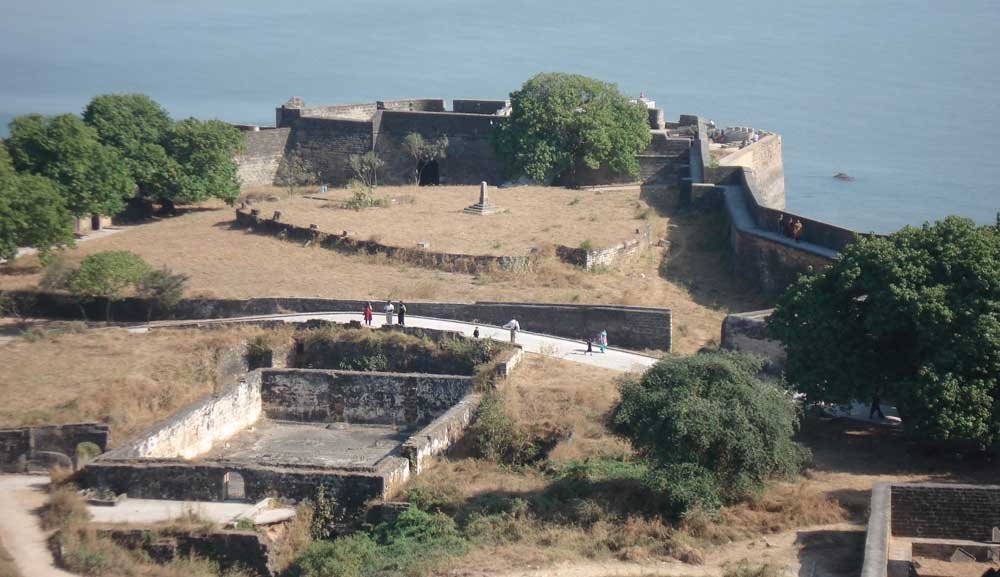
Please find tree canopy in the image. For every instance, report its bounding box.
[612,351,808,505]
[0,146,75,260]
[159,118,242,209]
[768,217,1000,446]
[493,73,651,185]
[68,250,151,320]
[83,94,174,200]
[7,113,134,216]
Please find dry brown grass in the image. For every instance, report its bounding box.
[501,353,630,462]
[0,325,285,446]
[242,184,667,255]
[0,199,763,352]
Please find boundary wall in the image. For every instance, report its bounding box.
[12,292,672,351]
[0,423,110,472]
[235,208,652,273]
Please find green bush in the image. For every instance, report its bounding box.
[68,250,151,321]
[137,267,189,321]
[75,441,103,464]
[468,392,540,466]
[612,351,809,508]
[296,534,376,577]
[310,485,338,540]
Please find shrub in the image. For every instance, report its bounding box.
[137,266,189,321]
[41,485,90,530]
[75,441,103,465]
[468,392,540,466]
[310,485,338,540]
[579,239,594,252]
[373,506,467,572]
[612,351,809,509]
[40,254,75,291]
[296,535,377,577]
[68,250,150,321]
[341,188,388,211]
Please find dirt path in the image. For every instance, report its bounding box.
[0,475,76,577]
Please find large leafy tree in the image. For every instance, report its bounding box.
[612,351,808,505]
[768,217,1000,446]
[83,94,174,200]
[6,113,134,217]
[0,147,74,260]
[493,73,651,185]
[159,118,242,211]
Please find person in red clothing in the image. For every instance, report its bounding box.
[363,302,373,326]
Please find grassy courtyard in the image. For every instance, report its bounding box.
[0,187,765,354]
[242,184,667,255]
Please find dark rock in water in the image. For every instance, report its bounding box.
[833,172,855,181]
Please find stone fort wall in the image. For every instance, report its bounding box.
[235,97,690,189]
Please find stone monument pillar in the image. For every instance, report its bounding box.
[463,181,499,215]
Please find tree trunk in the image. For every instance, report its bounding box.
[158,199,177,216]
[105,300,112,323]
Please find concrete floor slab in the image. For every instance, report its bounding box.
[203,419,409,469]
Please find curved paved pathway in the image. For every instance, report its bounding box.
[132,311,660,373]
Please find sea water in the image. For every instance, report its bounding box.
[1,0,997,233]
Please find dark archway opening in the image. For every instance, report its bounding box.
[418,160,440,186]
[91,215,101,231]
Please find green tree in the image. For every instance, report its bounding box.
[493,73,651,185]
[68,251,151,321]
[6,113,135,217]
[402,133,448,185]
[83,94,174,201]
[136,267,189,321]
[159,118,242,212]
[348,151,383,190]
[275,144,318,197]
[612,351,808,504]
[768,217,1000,446]
[0,147,75,260]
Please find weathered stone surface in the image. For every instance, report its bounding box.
[891,483,1000,542]
[721,309,786,372]
[0,423,110,472]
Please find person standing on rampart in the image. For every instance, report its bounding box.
[599,329,608,353]
[384,300,394,325]
[363,302,373,326]
[397,301,406,326]
[504,319,520,344]
[792,219,804,243]
[777,213,786,235]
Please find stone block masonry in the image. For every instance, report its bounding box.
[720,309,786,372]
[259,369,473,425]
[235,128,291,187]
[0,422,110,472]
[891,483,1000,542]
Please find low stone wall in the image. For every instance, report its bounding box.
[861,483,892,577]
[12,293,672,351]
[402,393,481,475]
[0,422,110,472]
[94,527,274,577]
[260,369,473,426]
[721,310,785,371]
[81,457,405,512]
[105,372,262,460]
[891,483,1000,542]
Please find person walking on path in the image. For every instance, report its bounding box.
[384,300,394,326]
[503,319,520,344]
[397,301,406,326]
[599,330,608,353]
[869,392,885,420]
[363,302,373,326]
[473,326,480,339]
[585,336,593,355]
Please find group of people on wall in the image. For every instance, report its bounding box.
[358,302,612,352]
[777,213,805,243]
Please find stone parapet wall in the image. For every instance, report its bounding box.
[12,292,672,351]
[452,99,508,115]
[259,368,473,426]
[402,393,481,475]
[105,372,262,460]
[0,422,110,472]
[729,224,835,295]
[716,134,786,210]
[891,483,1000,542]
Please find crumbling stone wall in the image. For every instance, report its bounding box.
[106,372,262,460]
[259,369,473,425]
[891,483,1000,542]
[95,527,274,577]
[0,423,110,472]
